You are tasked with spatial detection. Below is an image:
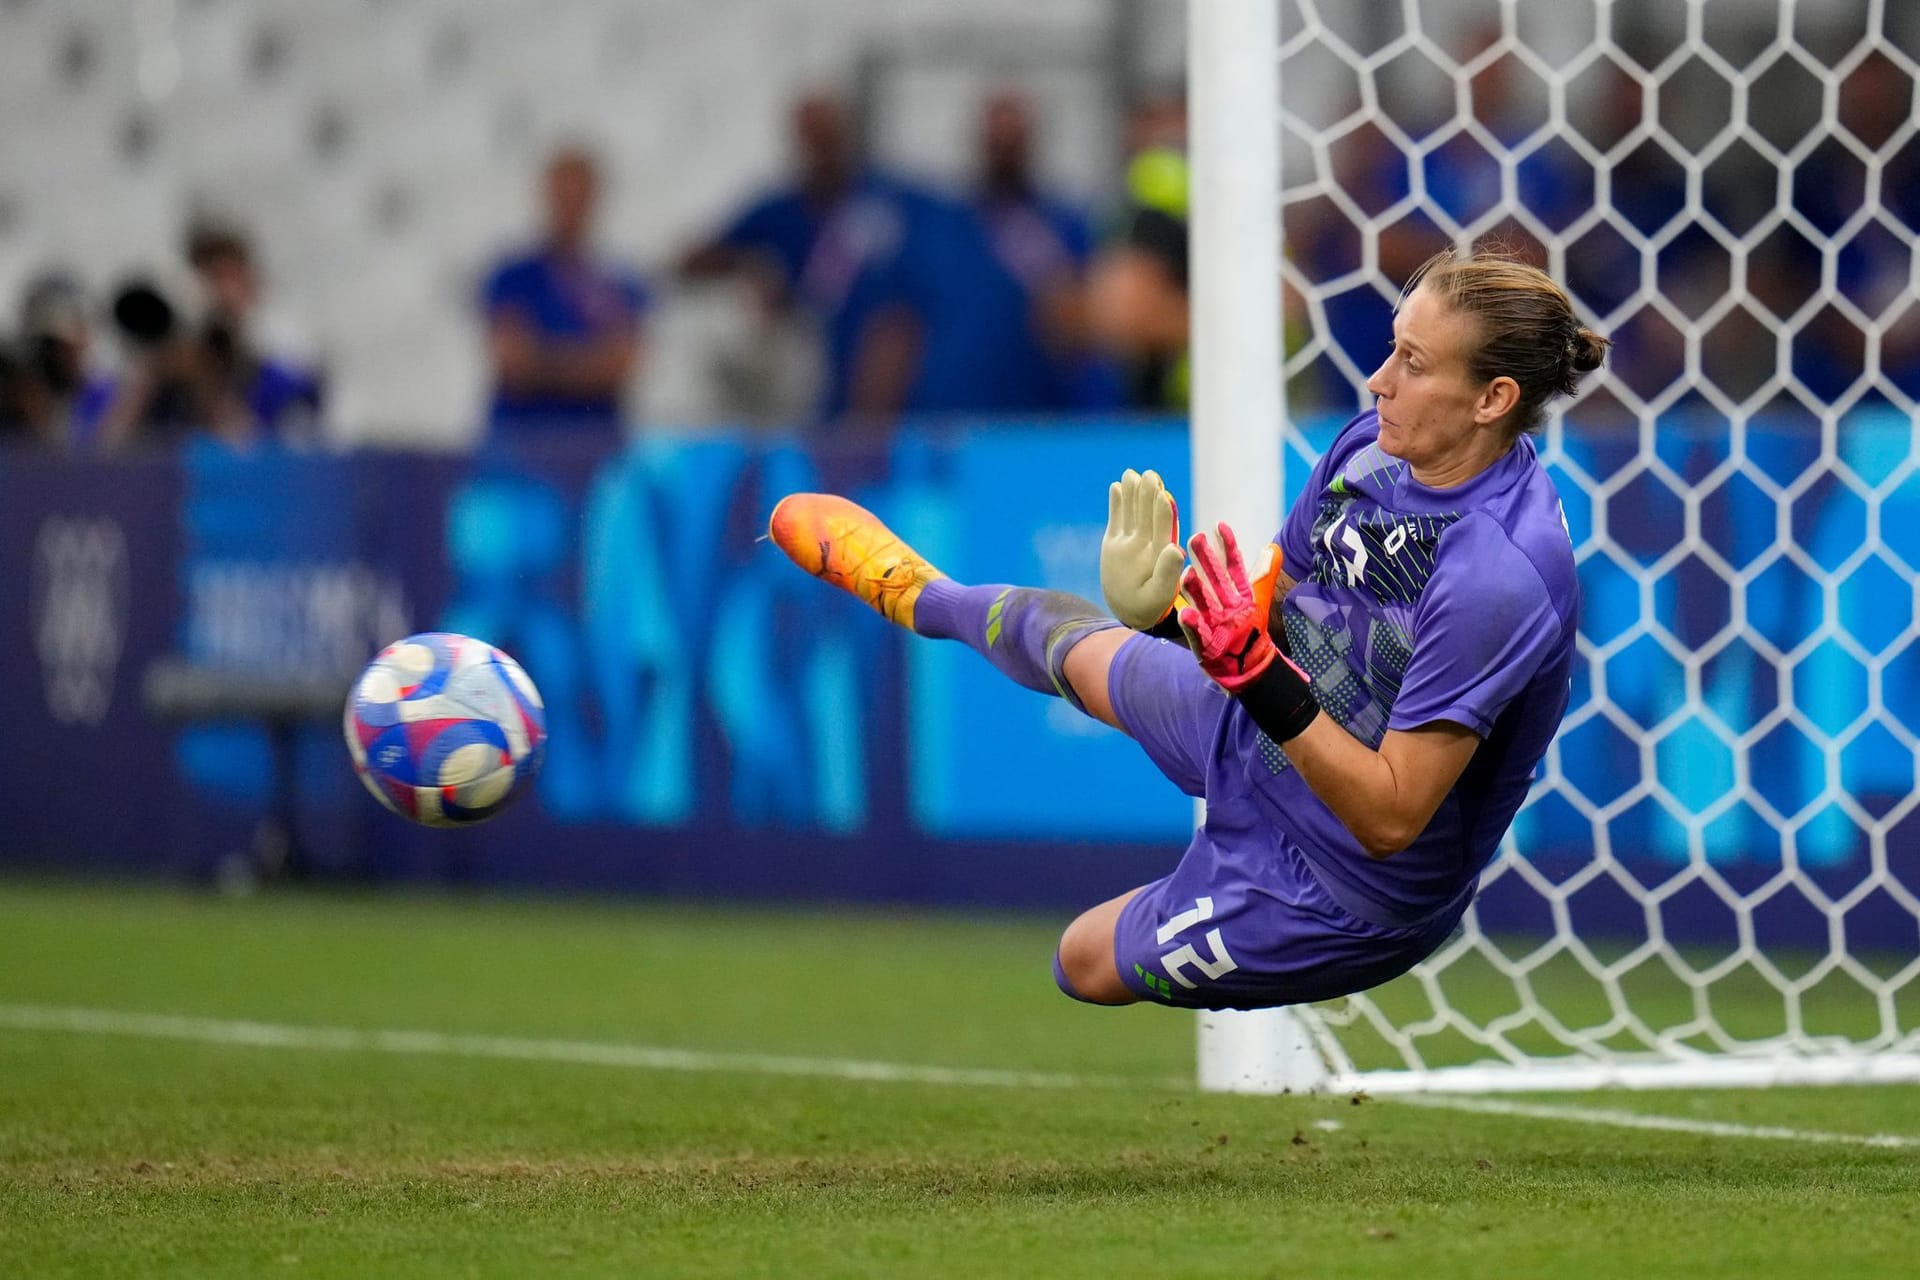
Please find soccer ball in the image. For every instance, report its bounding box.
[344,632,547,827]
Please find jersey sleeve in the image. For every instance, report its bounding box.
[618,269,652,323]
[719,196,779,251]
[479,259,524,317]
[1056,203,1095,266]
[850,191,958,317]
[1389,513,1567,737]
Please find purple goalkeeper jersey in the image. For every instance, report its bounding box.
[1241,409,1579,927]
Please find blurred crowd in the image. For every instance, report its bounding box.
[0,222,323,452]
[0,83,1200,454]
[4,50,1916,453]
[470,84,1206,447]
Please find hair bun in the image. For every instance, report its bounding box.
[1570,327,1611,375]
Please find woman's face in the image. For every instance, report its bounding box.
[1365,284,1509,476]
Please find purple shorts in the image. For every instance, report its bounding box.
[1102,635,1463,1010]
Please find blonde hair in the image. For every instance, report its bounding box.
[1405,248,1610,436]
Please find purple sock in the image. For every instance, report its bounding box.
[914,579,1120,712]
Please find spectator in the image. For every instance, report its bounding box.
[946,89,1116,412]
[186,224,324,439]
[844,90,1119,422]
[679,92,928,424]
[481,146,648,445]
[1085,88,1192,410]
[93,222,323,452]
[0,272,112,449]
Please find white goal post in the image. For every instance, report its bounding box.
[1191,0,1920,1093]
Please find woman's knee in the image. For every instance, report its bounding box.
[1061,627,1134,730]
[1054,891,1141,1005]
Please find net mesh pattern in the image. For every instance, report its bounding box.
[1271,0,1920,1081]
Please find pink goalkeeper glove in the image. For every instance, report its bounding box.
[1178,522,1281,689]
[1179,522,1321,741]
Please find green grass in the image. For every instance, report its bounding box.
[1,882,1915,1278]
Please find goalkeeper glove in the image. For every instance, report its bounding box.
[1246,539,1287,653]
[1100,468,1188,635]
[1179,523,1319,742]
[1101,468,1292,649]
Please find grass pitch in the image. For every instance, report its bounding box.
[1,882,1915,1278]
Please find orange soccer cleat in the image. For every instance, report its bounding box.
[767,493,946,631]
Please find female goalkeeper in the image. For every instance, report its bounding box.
[769,248,1609,1009]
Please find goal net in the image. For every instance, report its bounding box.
[1197,0,1920,1092]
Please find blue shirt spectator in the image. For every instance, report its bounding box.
[482,147,647,443]
[684,93,947,424]
[189,224,325,441]
[874,194,1046,415]
[81,348,320,451]
[686,90,1112,425]
[246,357,324,434]
[874,187,1103,417]
[481,249,649,435]
[709,168,925,418]
[958,90,1116,412]
[90,225,327,451]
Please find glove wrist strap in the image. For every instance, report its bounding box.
[1141,588,1193,641]
[1142,611,1185,641]
[1231,654,1319,743]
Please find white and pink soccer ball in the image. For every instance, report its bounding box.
[344,632,546,827]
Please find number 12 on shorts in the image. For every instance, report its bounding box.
[1155,896,1240,990]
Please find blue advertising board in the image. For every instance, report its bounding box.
[0,414,1913,947]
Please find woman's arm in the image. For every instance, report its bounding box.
[1178,523,1479,858]
[1277,717,1479,858]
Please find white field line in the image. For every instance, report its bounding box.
[4,1003,1917,1150]
[1403,1093,1920,1149]
[0,1003,1178,1092]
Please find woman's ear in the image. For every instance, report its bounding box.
[1476,375,1521,425]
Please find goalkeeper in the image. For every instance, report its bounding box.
[769,248,1608,1009]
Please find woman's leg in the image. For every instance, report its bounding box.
[769,495,1230,1009]
[913,580,1125,716]
[1060,626,1132,729]
[770,492,1130,723]
[1055,886,1144,1004]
